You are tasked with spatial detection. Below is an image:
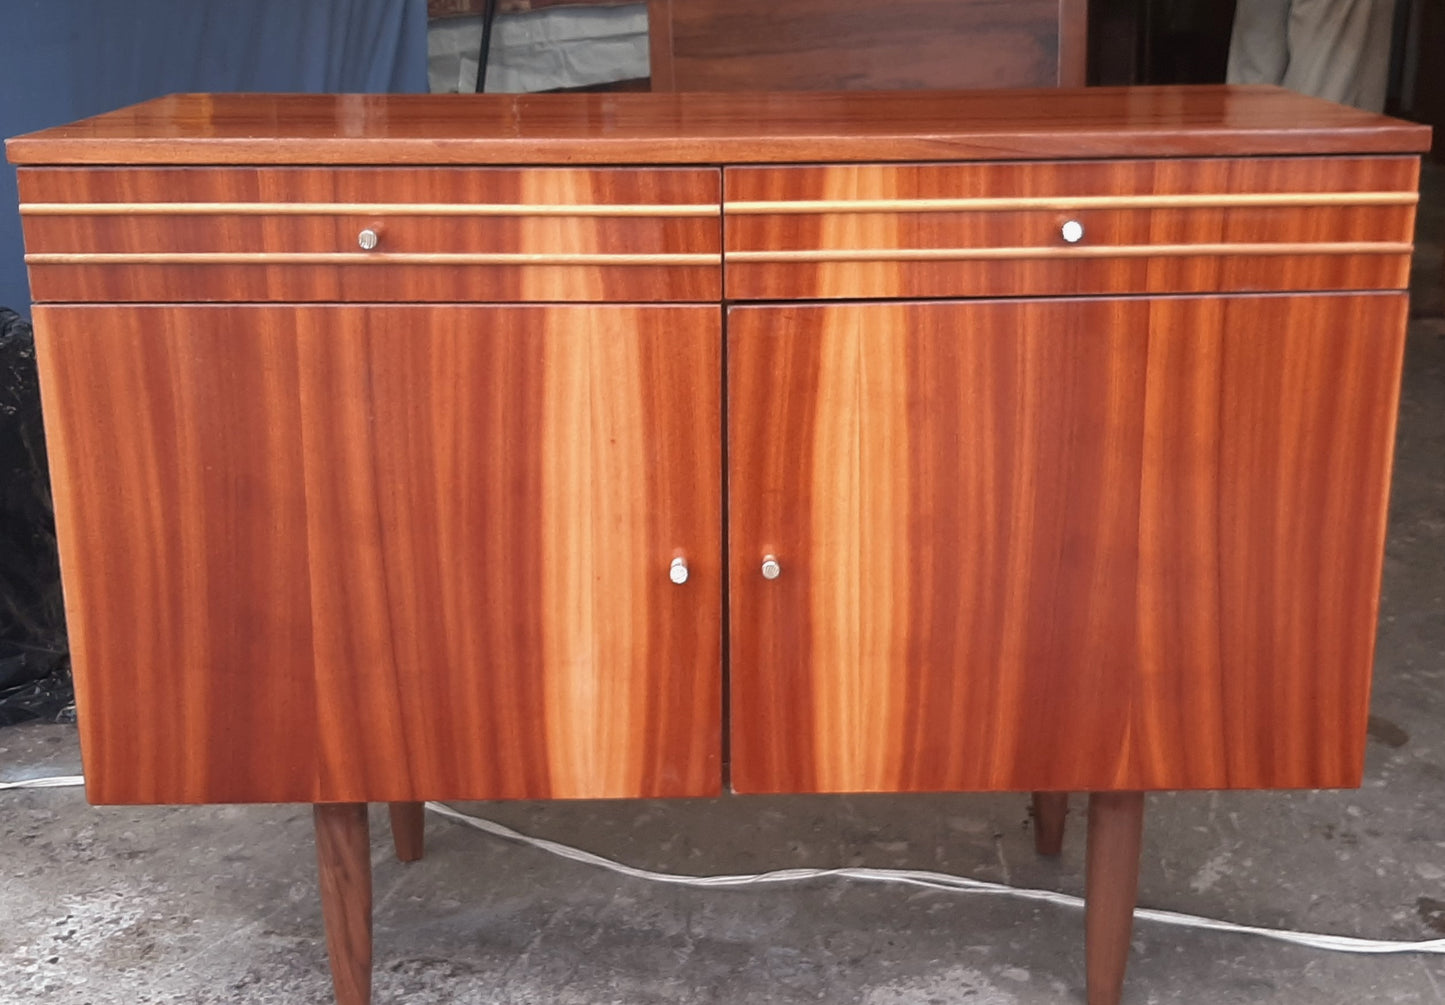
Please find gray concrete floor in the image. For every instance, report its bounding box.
[4,171,1445,1005]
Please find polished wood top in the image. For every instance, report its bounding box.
[6,86,1430,165]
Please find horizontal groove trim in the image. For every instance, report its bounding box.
[724,191,1419,214]
[25,252,719,266]
[727,242,1414,263]
[20,202,719,218]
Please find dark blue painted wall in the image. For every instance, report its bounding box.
[0,0,429,316]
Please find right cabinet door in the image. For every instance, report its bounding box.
[727,294,1407,794]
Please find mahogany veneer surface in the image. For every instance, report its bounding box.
[34,304,723,804]
[5,87,1430,166]
[9,87,1425,1005]
[727,294,1407,794]
[19,167,721,302]
[9,87,1424,806]
[647,0,1085,92]
[724,156,1418,298]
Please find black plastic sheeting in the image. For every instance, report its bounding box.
[0,308,72,725]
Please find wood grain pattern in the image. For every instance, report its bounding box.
[388,802,425,863]
[26,252,716,265]
[19,167,720,303]
[724,157,1419,298]
[6,88,1431,166]
[727,242,1411,263]
[32,306,319,804]
[725,192,1419,213]
[728,294,1405,794]
[1057,0,1088,87]
[1085,792,1144,1005]
[1032,792,1069,856]
[647,0,1073,92]
[314,804,372,1005]
[35,304,722,804]
[647,0,677,91]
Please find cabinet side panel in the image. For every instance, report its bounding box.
[33,306,319,804]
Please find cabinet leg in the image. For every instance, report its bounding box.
[314,803,372,1005]
[388,801,426,863]
[1085,791,1144,1005]
[1031,791,1069,856]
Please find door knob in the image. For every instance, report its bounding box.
[357,228,379,250]
[1060,219,1084,244]
[760,555,781,580]
[669,556,689,585]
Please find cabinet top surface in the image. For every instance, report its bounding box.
[6,86,1430,166]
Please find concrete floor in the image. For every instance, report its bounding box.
[4,176,1445,1004]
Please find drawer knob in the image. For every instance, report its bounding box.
[357,228,379,251]
[669,556,690,585]
[760,555,781,580]
[1060,219,1085,244]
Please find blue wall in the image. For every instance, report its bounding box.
[1,0,429,316]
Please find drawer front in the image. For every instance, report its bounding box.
[20,167,721,302]
[724,157,1418,300]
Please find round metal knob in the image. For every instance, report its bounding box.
[1060,219,1084,244]
[760,555,781,580]
[669,556,689,585]
[357,228,379,251]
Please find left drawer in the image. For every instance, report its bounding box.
[18,166,722,303]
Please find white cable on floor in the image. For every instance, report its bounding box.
[422,802,1445,957]
[6,774,1442,956]
[0,773,84,790]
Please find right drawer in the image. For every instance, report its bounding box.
[724,157,1418,300]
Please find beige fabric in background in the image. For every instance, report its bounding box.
[1227,0,1397,111]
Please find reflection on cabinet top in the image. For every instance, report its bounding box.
[5,86,1431,166]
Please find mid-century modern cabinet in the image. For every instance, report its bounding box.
[7,86,1429,1005]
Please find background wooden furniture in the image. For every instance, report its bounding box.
[648,0,1087,90]
[7,86,1428,1005]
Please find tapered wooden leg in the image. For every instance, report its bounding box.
[314,803,372,1005]
[1085,791,1145,1005]
[1031,791,1069,856]
[388,801,425,863]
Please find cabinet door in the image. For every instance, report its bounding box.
[35,304,722,803]
[728,295,1405,793]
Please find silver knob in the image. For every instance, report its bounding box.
[357,228,379,250]
[1060,219,1084,244]
[760,555,781,580]
[669,556,689,585]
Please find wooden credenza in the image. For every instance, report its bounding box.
[7,87,1429,1005]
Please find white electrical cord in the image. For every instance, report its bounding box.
[7,774,1443,956]
[423,802,1445,956]
[0,773,84,790]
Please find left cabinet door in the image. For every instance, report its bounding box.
[34,304,723,804]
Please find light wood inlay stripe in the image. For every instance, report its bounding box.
[25,252,719,267]
[724,192,1418,214]
[20,201,719,217]
[806,312,911,791]
[728,242,1412,264]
